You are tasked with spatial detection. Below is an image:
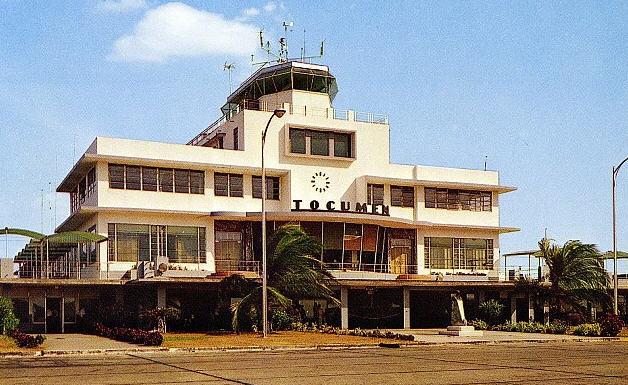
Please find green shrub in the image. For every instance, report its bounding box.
[545,321,568,334]
[470,319,489,330]
[0,297,19,335]
[497,321,545,333]
[572,323,601,337]
[271,309,294,331]
[478,299,505,325]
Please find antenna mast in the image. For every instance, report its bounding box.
[251,22,326,68]
[223,62,235,94]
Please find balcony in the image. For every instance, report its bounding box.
[214,259,260,276]
[187,99,388,146]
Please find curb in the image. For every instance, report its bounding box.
[0,336,620,358]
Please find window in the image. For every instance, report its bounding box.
[108,223,206,263]
[252,176,280,200]
[108,164,204,194]
[214,221,243,261]
[367,184,384,205]
[159,168,174,192]
[109,165,125,189]
[87,167,96,196]
[142,167,158,191]
[214,173,243,197]
[190,171,204,194]
[391,185,414,207]
[174,169,190,193]
[289,128,353,158]
[289,128,306,154]
[123,166,140,190]
[167,226,205,263]
[425,237,494,270]
[233,127,239,150]
[425,188,492,212]
[310,131,329,156]
[334,133,351,158]
[32,297,45,324]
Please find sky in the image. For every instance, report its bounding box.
[0,1,627,271]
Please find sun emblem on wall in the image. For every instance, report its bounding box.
[311,172,330,193]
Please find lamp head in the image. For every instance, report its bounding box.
[273,109,286,118]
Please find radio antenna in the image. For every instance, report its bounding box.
[223,62,235,93]
[251,22,325,68]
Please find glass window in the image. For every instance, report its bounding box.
[215,221,243,262]
[64,297,76,323]
[323,222,343,267]
[159,168,174,192]
[229,174,243,197]
[289,128,306,154]
[391,186,414,207]
[125,166,141,190]
[109,164,125,189]
[190,171,205,194]
[334,133,351,158]
[142,167,158,191]
[32,297,45,323]
[114,224,150,262]
[233,127,239,150]
[425,237,453,269]
[310,131,329,156]
[167,226,200,263]
[367,184,384,205]
[214,173,229,196]
[252,176,280,200]
[426,188,492,212]
[174,169,190,193]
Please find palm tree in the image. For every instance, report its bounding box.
[536,238,610,317]
[231,225,338,332]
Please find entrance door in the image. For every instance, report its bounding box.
[46,298,62,333]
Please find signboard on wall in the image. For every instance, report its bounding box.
[292,199,390,216]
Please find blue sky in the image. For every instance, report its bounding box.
[0,1,627,270]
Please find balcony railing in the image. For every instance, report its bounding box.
[214,259,260,275]
[324,262,419,275]
[187,99,388,146]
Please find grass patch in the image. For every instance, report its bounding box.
[163,331,416,349]
[0,335,19,353]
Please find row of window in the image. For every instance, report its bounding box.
[367,184,414,208]
[109,164,204,194]
[424,237,494,270]
[214,173,280,200]
[425,188,492,212]
[107,224,206,264]
[289,128,352,158]
[70,167,96,212]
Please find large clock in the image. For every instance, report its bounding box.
[311,172,330,193]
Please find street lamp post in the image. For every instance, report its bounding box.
[261,108,286,338]
[612,156,628,316]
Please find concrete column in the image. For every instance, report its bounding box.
[543,301,550,325]
[478,290,486,305]
[340,286,349,329]
[528,294,535,322]
[157,287,166,308]
[403,287,411,329]
[510,295,517,323]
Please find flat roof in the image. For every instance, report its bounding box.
[365,175,517,193]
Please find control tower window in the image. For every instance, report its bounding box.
[289,128,306,154]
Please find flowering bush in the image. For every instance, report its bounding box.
[9,329,45,348]
[545,321,569,334]
[290,322,414,341]
[495,321,545,333]
[572,323,601,337]
[598,313,624,337]
[92,322,163,346]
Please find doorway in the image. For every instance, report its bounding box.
[46,298,62,333]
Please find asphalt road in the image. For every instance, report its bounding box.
[0,342,626,385]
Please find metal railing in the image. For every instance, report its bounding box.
[324,262,419,275]
[214,259,260,274]
[501,265,543,282]
[187,99,389,146]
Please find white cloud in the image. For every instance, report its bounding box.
[109,2,260,63]
[96,0,148,13]
[263,2,276,12]
[242,7,260,17]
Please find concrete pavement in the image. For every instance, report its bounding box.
[0,341,625,384]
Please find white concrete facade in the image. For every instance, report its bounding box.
[56,61,517,282]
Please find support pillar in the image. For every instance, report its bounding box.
[157,287,166,308]
[403,287,411,329]
[510,295,517,323]
[543,301,550,326]
[528,294,535,322]
[340,286,349,330]
[478,290,486,305]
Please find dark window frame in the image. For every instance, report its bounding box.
[252,175,280,200]
[425,187,492,212]
[367,183,384,205]
[391,185,414,207]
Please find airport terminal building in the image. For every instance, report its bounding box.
[1,61,535,333]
